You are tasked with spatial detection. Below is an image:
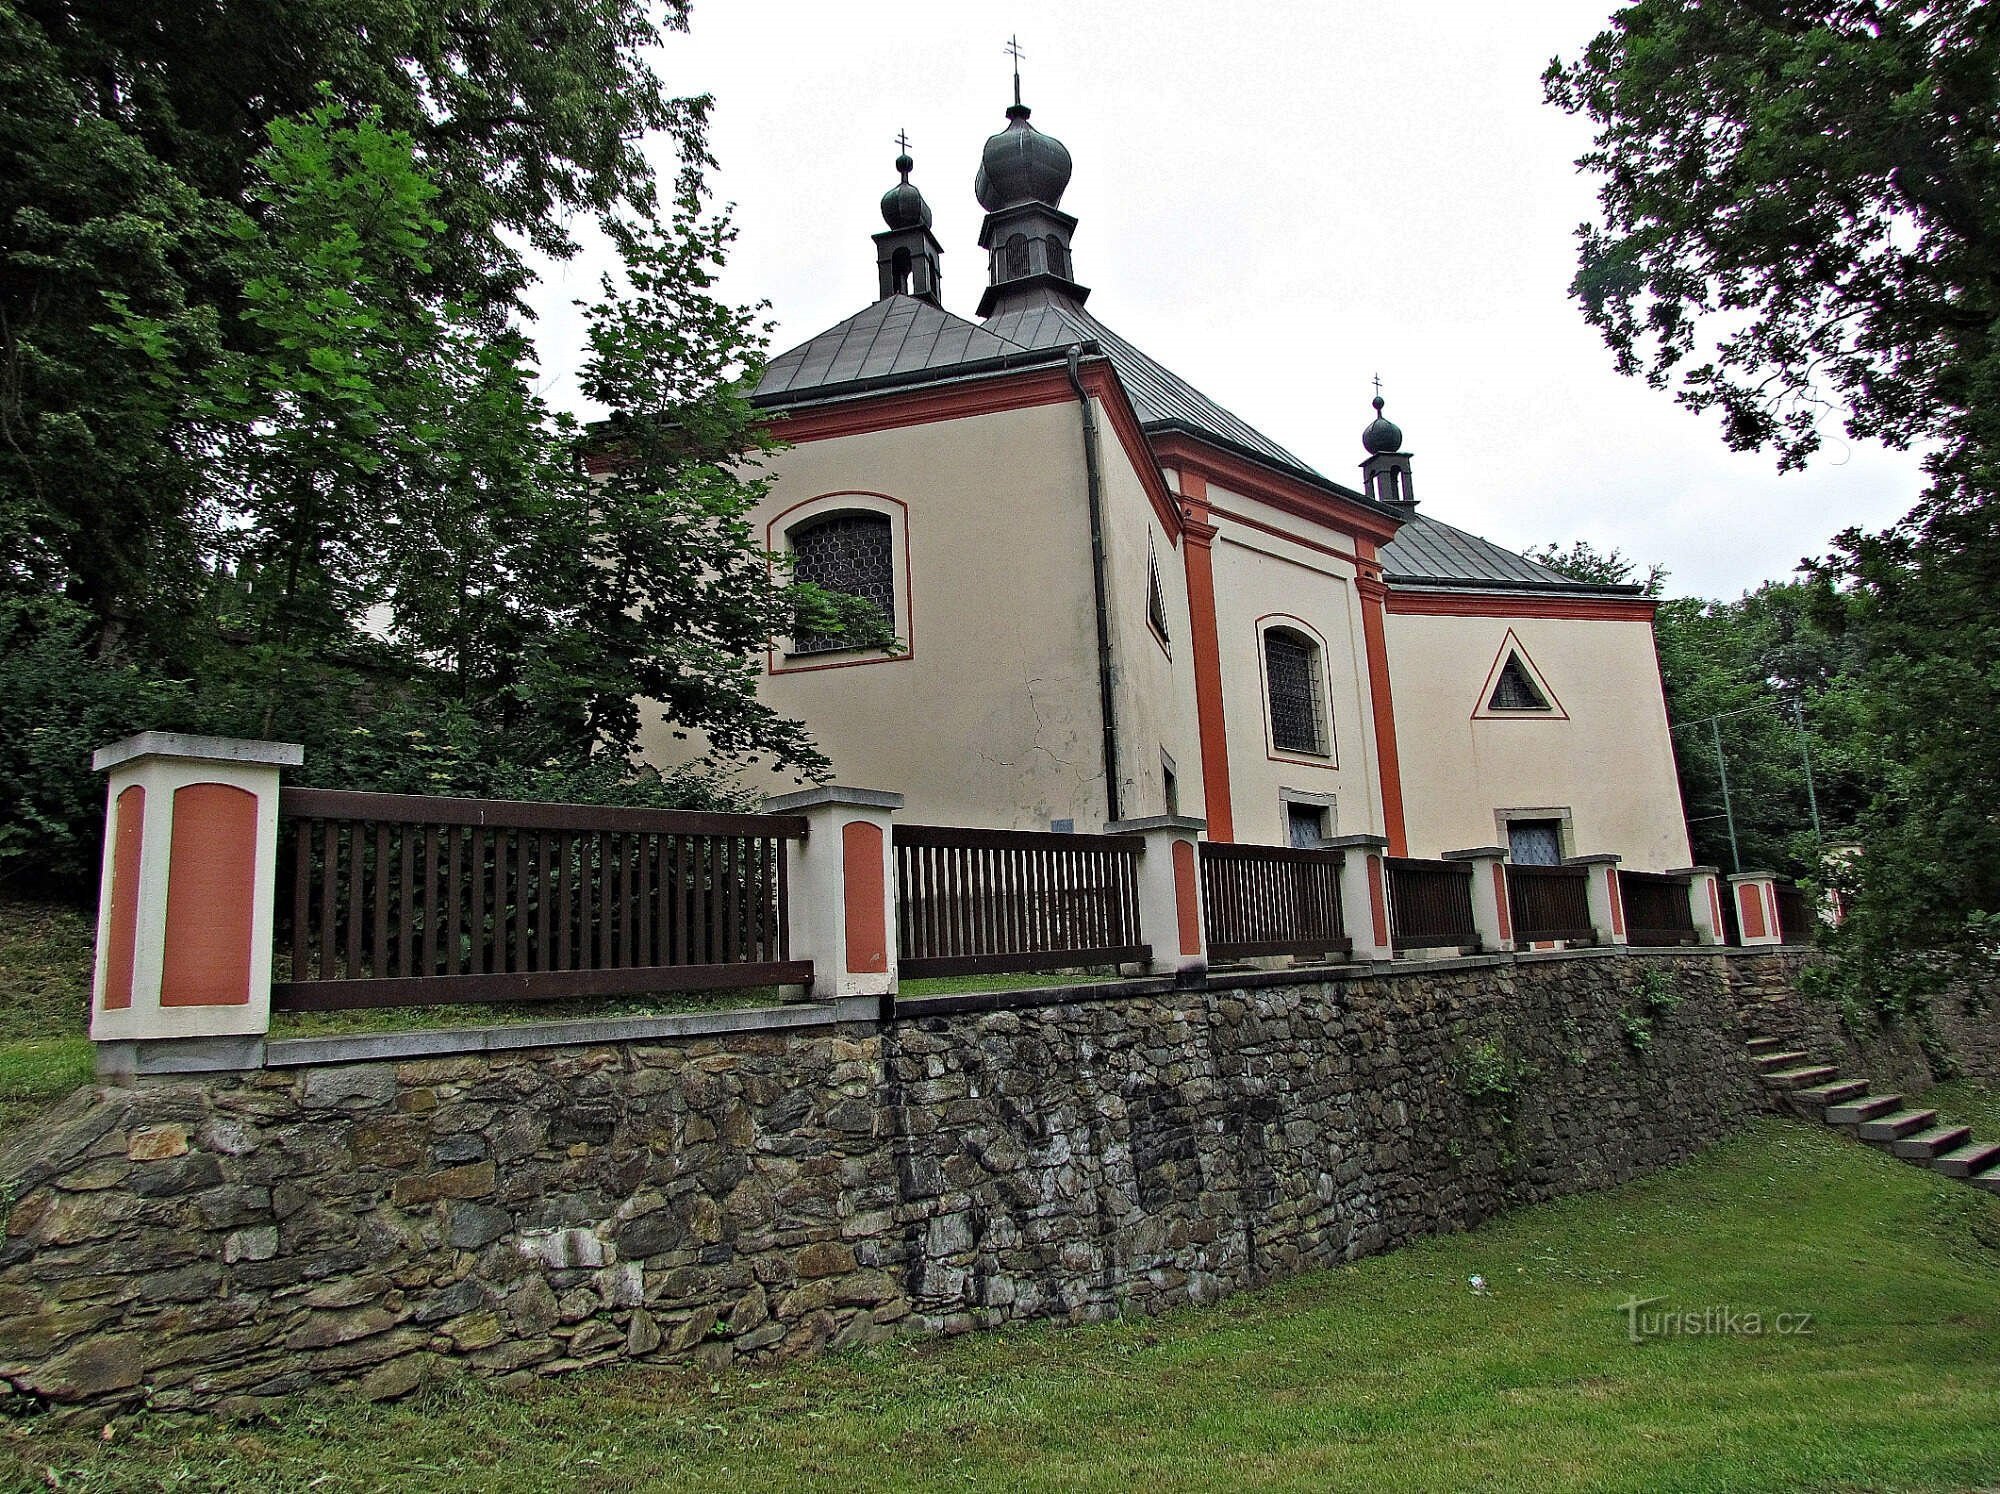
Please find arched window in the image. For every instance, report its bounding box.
[1045,235,1069,279]
[1004,232,1030,279]
[789,511,895,655]
[891,247,912,295]
[1264,627,1328,755]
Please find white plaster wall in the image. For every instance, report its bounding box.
[636,401,1118,830]
[1204,487,1380,847]
[1385,609,1692,868]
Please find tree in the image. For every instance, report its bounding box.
[2,0,702,658]
[1547,1,2000,1011]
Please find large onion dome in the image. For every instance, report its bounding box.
[973,104,1072,211]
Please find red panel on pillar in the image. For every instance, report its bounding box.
[1738,883,1767,940]
[102,785,145,1011]
[842,821,888,974]
[1491,862,1512,945]
[162,783,257,1006]
[1172,840,1201,956]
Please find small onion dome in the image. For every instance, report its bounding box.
[880,154,932,230]
[1362,394,1403,454]
[974,104,1072,211]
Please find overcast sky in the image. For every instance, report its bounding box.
[521,0,1927,602]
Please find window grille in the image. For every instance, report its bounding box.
[1265,630,1326,755]
[1508,819,1564,867]
[1004,233,1030,278]
[789,512,894,655]
[1146,548,1170,644]
[1489,655,1550,711]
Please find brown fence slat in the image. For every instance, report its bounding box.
[1386,857,1477,952]
[1200,842,1349,961]
[1505,864,1594,944]
[1622,870,1698,946]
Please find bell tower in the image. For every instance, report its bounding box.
[874,137,943,306]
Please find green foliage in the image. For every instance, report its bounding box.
[1548,0,2000,1013]
[1520,540,1665,597]
[1618,965,1683,1053]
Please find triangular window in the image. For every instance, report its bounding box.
[1146,545,1170,646]
[1489,654,1550,712]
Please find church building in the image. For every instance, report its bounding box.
[636,86,1692,872]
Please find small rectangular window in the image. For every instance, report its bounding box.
[1162,751,1179,817]
[1286,802,1330,849]
[1508,818,1564,866]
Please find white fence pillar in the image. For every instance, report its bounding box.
[1565,853,1629,947]
[1444,846,1514,954]
[1107,815,1208,983]
[1727,871,1784,947]
[1670,865,1725,945]
[90,733,302,1077]
[764,787,902,1000]
[1323,833,1393,961]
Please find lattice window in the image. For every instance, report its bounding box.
[1004,233,1030,278]
[789,512,894,655]
[1508,818,1564,866]
[1265,629,1326,755]
[1489,655,1550,711]
[1146,546,1170,645]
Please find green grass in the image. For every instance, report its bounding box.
[1925,1076,2000,1141]
[5,1118,1998,1493]
[0,898,96,1131]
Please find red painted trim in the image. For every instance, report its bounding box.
[1150,430,1404,547]
[1471,628,1570,722]
[1385,590,1658,621]
[765,491,915,676]
[1203,502,1368,568]
[1608,868,1626,937]
[1365,853,1389,947]
[1253,612,1339,771]
[1738,883,1767,940]
[1355,577,1409,857]
[1707,878,1722,938]
[102,784,144,1011]
[1172,839,1202,956]
[841,821,889,975]
[1179,473,1234,842]
[1492,862,1513,945]
[161,783,256,1007]
[764,363,1185,542]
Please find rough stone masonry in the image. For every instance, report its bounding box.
[0,947,1925,1418]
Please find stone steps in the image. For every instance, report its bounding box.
[1891,1124,1972,1161]
[1740,1033,2000,1194]
[1762,1063,1839,1091]
[1826,1094,1902,1126]
[1857,1108,1939,1142]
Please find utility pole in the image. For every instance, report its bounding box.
[1712,717,1741,873]
[1793,699,1822,842]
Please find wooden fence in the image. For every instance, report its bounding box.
[1505,864,1594,945]
[1620,870,1698,947]
[1386,857,1478,952]
[275,790,808,1009]
[1199,843,1348,961]
[893,824,1147,978]
[1773,880,1813,944]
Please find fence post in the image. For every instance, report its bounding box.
[1670,865,1725,945]
[764,787,903,1001]
[1564,853,1628,947]
[1323,833,1393,961]
[1107,815,1208,983]
[1443,846,1513,954]
[88,732,302,1078]
[1726,871,1784,947]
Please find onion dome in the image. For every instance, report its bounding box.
[1362,394,1404,454]
[879,154,932,230]
[974,104,1072,211]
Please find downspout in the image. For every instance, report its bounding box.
[1066,345,1122,824]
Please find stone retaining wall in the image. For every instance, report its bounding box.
[0,946,1894,1419]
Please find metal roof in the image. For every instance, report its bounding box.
[982,295,1317,475]
[1379,512,1640,595]
[756,296,1022,401]
[754,292,1632,600]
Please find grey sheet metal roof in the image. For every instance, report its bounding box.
[753,292,1633,599]
[982,295,1317,475]
[1380,512,1641,595]
[756,296,1024,402]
